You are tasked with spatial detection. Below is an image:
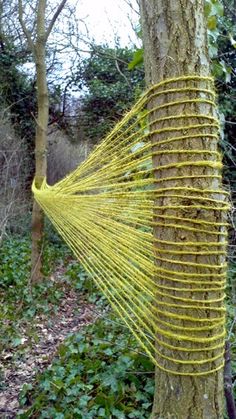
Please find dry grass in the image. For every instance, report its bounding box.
[0,114,93,239]
[47,128,92,185]
[0,111,31,239]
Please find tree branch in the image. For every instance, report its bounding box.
[115,58,132,88]
[45,0,67,41]
[88,43,145,74]
[18,0,35,52]
[123,0,140,15]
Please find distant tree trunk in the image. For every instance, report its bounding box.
[31,0,48,282]
[140,1,226,418]
[18,0,67,283]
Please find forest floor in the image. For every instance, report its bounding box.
[0,238,155,419]
[1,236,234,418]
[0,264,100,418]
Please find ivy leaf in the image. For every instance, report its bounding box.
[212,61,224,78]
[205,0,224,18]
[12,337,24,347]
[207,15,217,30]
[204,1,212,17]
[111,408,126,419]
[208,43,218,58]
[128,49,144,70]
[211,0,224,17]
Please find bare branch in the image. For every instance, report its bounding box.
[123,0,140,15]
[89,43,144,74]
[115,58,132,88]
[18,0,35,52]
[45,0,67,41]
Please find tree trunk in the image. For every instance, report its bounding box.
[140,1,226,417]
[18,0,67,283]
[31,0,48,283]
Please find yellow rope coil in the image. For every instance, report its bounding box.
[32,75,229,376]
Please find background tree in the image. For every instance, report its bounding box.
[74,45,144,143]
[0,0,36,182]
[18,0,67,283]
[140,0,227,417]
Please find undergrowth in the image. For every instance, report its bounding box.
[17,263,155,418]
[0,233,69,351]
[1,233,236,418]
[18,318,154,418]
[1,234,155,418]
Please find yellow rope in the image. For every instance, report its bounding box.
[32,75,229,376]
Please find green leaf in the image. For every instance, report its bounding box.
[78,395,92,408]
[54,414,64,419]
[207,15,217,30]
[102,374,118,389]
[112,408,126,419]
[204,1,212,17]
[208,43,218,58]
[211,0,224,17]
[205,0,224,18]
[128,49,144,70]
[98,408,107,417]
[103,347,113,355]
[12,337,24,346]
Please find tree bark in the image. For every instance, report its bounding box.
[31,0,48,282]
[140,1,226,418]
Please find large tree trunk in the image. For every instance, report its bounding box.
[31,0,48,283]
[140,1,226,417]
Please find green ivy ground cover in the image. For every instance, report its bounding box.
[1,234,235,418]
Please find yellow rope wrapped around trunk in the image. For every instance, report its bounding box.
[32,75,229,376]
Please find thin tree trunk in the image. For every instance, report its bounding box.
[18,0,67,282]
[31,49,48,282]
[140,1,226,417]
[31,0,48,283]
